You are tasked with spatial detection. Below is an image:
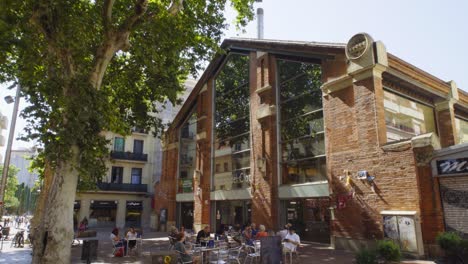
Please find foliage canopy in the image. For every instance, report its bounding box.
[0,0,255,188]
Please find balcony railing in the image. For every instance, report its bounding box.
[97,183,148,192]
[110,151,148,162]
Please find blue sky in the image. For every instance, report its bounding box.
[1,0,468,153]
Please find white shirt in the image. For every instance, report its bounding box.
[127,231,138,240]
[278,229,289,240]
[284,233,300,251]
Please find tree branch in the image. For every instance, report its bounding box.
[120,0,148,32]
[168,0,184,15]
[103,0,115,34]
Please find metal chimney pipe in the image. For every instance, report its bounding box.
[257,8,264,39]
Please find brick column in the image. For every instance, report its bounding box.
[194,80,213,232]
[436,100,457,147]
[249,51,278,230]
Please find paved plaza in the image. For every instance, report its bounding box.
[0,227,439,263]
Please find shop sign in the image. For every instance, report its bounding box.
[436,158,468,176]
[126,201,143,209]
[91,200,117,208]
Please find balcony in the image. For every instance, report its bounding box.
[97,183,148,193]
[110,151,148,162]
[131,127,147,134]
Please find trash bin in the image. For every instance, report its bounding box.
[81,239,98,262]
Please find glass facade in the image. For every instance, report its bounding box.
[384,91,436,142]
[213,54,251,191]
[278,59,326,185]
[178,110,197,193]
[455,117,468,144]
[214,200,251,231]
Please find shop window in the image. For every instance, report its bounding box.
[111,166,123,184]
[277,59,325,185]
[133,139,144,153]
[214,200,251,231]
[131,168,142,184]
[213,54,251,191]
[178,110,197,193]
[455,117,468,144]
[384,91,435,142]
[114,137,125,152]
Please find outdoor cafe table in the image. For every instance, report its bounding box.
[194,246,224,264]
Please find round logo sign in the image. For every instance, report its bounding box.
[346,33,373,60]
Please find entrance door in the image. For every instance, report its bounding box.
[181,202,194,231]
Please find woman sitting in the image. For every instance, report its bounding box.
[110,228,127,255]
[126,227,138,253]
[255,225,268,239]
[174,233,200,263]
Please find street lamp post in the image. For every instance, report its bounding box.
[0,83,21,219]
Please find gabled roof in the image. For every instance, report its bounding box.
[169,38,346,131]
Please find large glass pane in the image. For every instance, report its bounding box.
[384,91,436,142]
[455,117,468,144]
[214,54,251,191]
[278,59,325,185]
[178,111,197,193]
[281,156,326,184]
[131,168,142,184]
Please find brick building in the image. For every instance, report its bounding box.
[154,33,468,257]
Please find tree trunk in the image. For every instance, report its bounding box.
[32,147,79,264]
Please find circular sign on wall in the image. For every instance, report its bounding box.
[346,33,373,60]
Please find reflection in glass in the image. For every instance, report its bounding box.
[214,54,251,191]
[455,117,468,144]
[278,59,325,185]
[178,110,197,193]
[384,91,435,142]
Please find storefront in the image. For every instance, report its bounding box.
[212,200,251,231]
[432,144,468,239]
[89,200,117,227]
[176,202,194,230]
[125,201,143,227]
[280,198,330,243]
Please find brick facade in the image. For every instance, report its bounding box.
[154,36,468,257]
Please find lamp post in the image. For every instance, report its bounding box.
[0,83,21,219]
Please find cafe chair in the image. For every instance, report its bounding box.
[227,245,243,264]
[243,245,260,264]
[175,249,194,264]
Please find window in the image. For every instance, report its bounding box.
[384,91,435,142]
[133,140,144,153]
[178,110,197,193]
[111,167,123,184]
[213,54,251,191]
[215,164,221,173]
[278,59,325,185]
[114,137,125,152]
[131,168,142,184]
[455,117,468,144]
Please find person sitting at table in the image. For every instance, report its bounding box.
[278,223,291,240]
[169,225,179,238]
[283,226,300,253]
[255,225,268,239]
[175,233,200,264]
[110,227,127,255]
[243,226,254,246]
[196,225,211,246]
[126,227,138,252]
[250,223,258,237]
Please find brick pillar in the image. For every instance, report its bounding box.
[412,138,445,256]
[249,51,278,230]
[436,100,457,147]
[194,80,213,232]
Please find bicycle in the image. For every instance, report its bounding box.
[11,229,25,248]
